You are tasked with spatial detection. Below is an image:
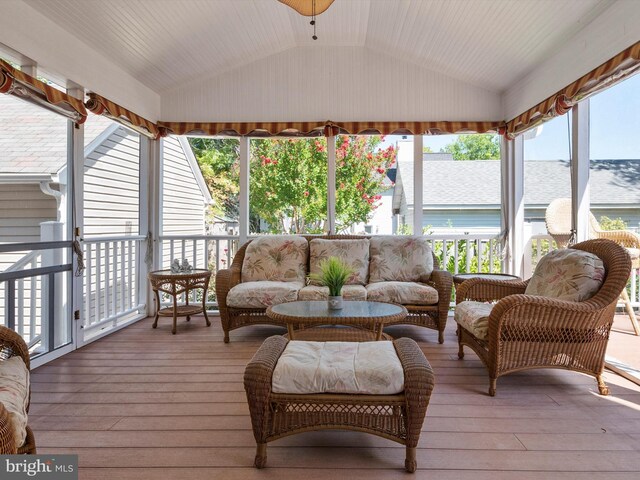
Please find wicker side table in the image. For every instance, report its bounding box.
[244,336,435,472]
[148,269,212,334]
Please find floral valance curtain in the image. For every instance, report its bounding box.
[85,92,160,139]
[505,41,640,139]
[158,120,504,138]
[0,59,87,123]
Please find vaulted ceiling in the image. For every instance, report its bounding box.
[2,0,637,123]
[25,0,612,93]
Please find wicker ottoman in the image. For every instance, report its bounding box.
[243,336,435,472]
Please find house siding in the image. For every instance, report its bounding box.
[83,127,141,237]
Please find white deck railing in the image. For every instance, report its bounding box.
[82,235,146,335]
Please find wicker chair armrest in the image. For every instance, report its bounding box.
[594,229,640,249]
[488,294,610,341]
[214,269,235,309]
[244,336,289,443]
[0,326,30,369]
[456,278,528,304]
[393,338,435,448]
[426,268,453,309]
[0,403,17,454]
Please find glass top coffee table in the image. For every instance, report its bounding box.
[266,301,407,341]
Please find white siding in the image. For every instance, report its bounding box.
[161,137,206,235]
[83,127,140,237]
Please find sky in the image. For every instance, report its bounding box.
[381,72,640,161]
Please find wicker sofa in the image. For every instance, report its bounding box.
[0,326,36,454]
[216,235,452,343]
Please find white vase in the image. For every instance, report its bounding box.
[328,295,343,310]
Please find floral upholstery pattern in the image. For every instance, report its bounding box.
[525,249,605,302]
[241,236,308,283]
[298,284,367,301]
[309,239,370,285]
[226,281,303,308]
[272,340,404,395]
[366,281,438,305]
[369,236,434,283]
[0,356,29,448]
[454,301,493,341]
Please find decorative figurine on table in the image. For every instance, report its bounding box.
[170,258,193,273]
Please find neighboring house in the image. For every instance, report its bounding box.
[392,141,640,235]
[0,94,211,318]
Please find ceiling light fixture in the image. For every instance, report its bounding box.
[278,0,335,40]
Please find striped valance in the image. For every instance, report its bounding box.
[506,41,640,139]
[85,92,160,139]
[158,120,504,138]
[0,59,87,123]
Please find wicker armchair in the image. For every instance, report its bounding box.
[545,198,640,334]
[455,239,632,396]
[216,235,453,343]
[0,326,36,454]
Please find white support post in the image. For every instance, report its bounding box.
[503,135,525,277]
[68,88,84,348]
[413,135,424,235]
[571,100,591,243]
[138,136,151,316]
[327,136,337,234]
[148,138,162,316]
[239,137,250,246]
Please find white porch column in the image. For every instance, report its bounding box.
[138,136,152,315]
[502,135,525,276]
[571,100,591,243]
[239,137,250,246]
[413,135,423,234]
[327,136,337,234]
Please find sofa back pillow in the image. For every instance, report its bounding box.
[241,235,308,283]
[369,236,434,283]
[309,238,370,285]
[525,248,605,302]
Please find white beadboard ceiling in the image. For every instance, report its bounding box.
[24,0,613,94]
[13,0,637,122]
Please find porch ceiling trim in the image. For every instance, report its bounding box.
[158,120,504,137]
[0,59,87,124]
[506,41,640,139]
[85,92,160,140]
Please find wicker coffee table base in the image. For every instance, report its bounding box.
[244,336,435,472]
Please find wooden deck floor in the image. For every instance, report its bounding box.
[30,313,640,479]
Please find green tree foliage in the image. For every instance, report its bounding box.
[598,215,628,230]
[189,136,396,235]
[251,136,395,233]
[441,134,500,160]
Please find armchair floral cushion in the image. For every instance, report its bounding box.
[525,249,605,302]
[241,235,308,283]
[0,356,29,449]
[309,239,370,285]
[369,236,434,283]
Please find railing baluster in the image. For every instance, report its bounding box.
[128,240,133,310]
[489,238,495,273]
[85,244,92,327]
[120,240,126,317]
[47,272,55,352]
[453,239,459,274]
[17,278,24,338]
[105,242,110,323]
[192,239,198,304]
[91,243,102,323]
[112,242,117,326]
[475,239,481,273]
[134,240,140,308]
[30,260,37,341]
[6,280,15,330]
[169,240,175,270]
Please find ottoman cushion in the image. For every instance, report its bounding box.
[272,340,404,395]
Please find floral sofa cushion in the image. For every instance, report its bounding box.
[241,236,308,283]
[369,236,434,283]
[525,249,605,302]
[454,301,493,341]
[298,284,367,301]
[272,340,404,395]
[0,356,29,449]
[366,281,438,305]
[309,239,370,285]
[226,281,303,309]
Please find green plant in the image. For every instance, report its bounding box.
[598,215,628,231]
[308,257,353,297]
